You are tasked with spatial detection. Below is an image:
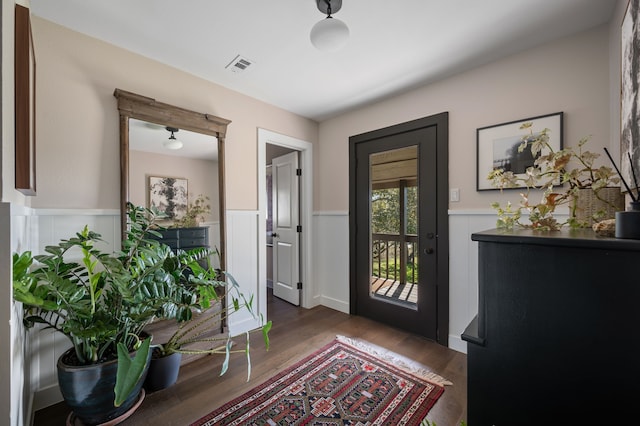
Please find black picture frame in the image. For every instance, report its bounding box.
[476,112,564,191]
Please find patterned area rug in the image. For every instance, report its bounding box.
[190,335,452,426]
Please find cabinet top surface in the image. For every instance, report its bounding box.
[472,228,640,250]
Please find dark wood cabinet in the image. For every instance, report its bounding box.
[149,226,209,251]
[462,228,640,425]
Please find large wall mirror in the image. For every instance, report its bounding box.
[114,89,231,269]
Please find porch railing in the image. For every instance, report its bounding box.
[371,233,418,284]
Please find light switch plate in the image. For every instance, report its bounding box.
[450,188,460,202]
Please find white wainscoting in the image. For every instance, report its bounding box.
[447,210,499,353]
[313,212,350,313]
[6,203,29,426]
[225,210,264,336]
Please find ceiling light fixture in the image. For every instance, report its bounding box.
[164,127,183,150]
[310,0,349,52]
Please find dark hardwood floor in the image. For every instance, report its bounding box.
[33,289,467,425]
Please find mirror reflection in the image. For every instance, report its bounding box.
[128,118,221,266]
[115,88,230,270]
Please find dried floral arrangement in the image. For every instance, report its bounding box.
[172,194,211,228]
[488,122,621,230]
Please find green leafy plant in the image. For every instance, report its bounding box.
[12,203,267,408]
[150,255,272,380]
[487,122,620,230]
[172,193,211,228]
[13,204,205,405]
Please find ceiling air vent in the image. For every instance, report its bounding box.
[226,55,253,74]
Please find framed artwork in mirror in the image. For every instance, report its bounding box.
[476,112,563,191]
[149,176,188,221]
[15,4,36,195]
[621,0,640,192]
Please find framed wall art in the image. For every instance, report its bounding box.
[15,4,36,195]
[476,112,563,191]
[621,0,640,192]
[149,176,188,220]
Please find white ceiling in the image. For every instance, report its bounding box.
[129,118,218,160]
[30,0,616,122]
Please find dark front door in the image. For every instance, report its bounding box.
[349,113,449,344]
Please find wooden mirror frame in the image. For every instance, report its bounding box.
[114,88,231,269]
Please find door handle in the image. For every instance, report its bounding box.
[424,248,434,255]
[272,232,279,238]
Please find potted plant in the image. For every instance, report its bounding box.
[11,204,227,425]
[172,193,211,228]
[143,253,272,392]
[487,122,622,230]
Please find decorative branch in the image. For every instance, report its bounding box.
[603,148,637,202]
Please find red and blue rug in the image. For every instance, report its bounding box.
[190,335,451,425]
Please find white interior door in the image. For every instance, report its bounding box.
[272,151,301,305]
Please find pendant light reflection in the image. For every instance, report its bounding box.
[164,127,183,150]
[310,0,349,52]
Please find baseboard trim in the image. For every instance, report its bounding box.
[320,295,349,314]
[448,334,467,354]
[32,384,62,413]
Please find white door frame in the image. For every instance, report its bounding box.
[258,129,315,309]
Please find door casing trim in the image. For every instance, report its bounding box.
[258,128,315,309]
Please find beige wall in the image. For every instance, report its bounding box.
[129,150,219,221]
[317,24,613,212]
[30,17,318,211]
[29,14,619,214]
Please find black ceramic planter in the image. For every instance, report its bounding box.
[144,349,183,392]
[57,347,151,425]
